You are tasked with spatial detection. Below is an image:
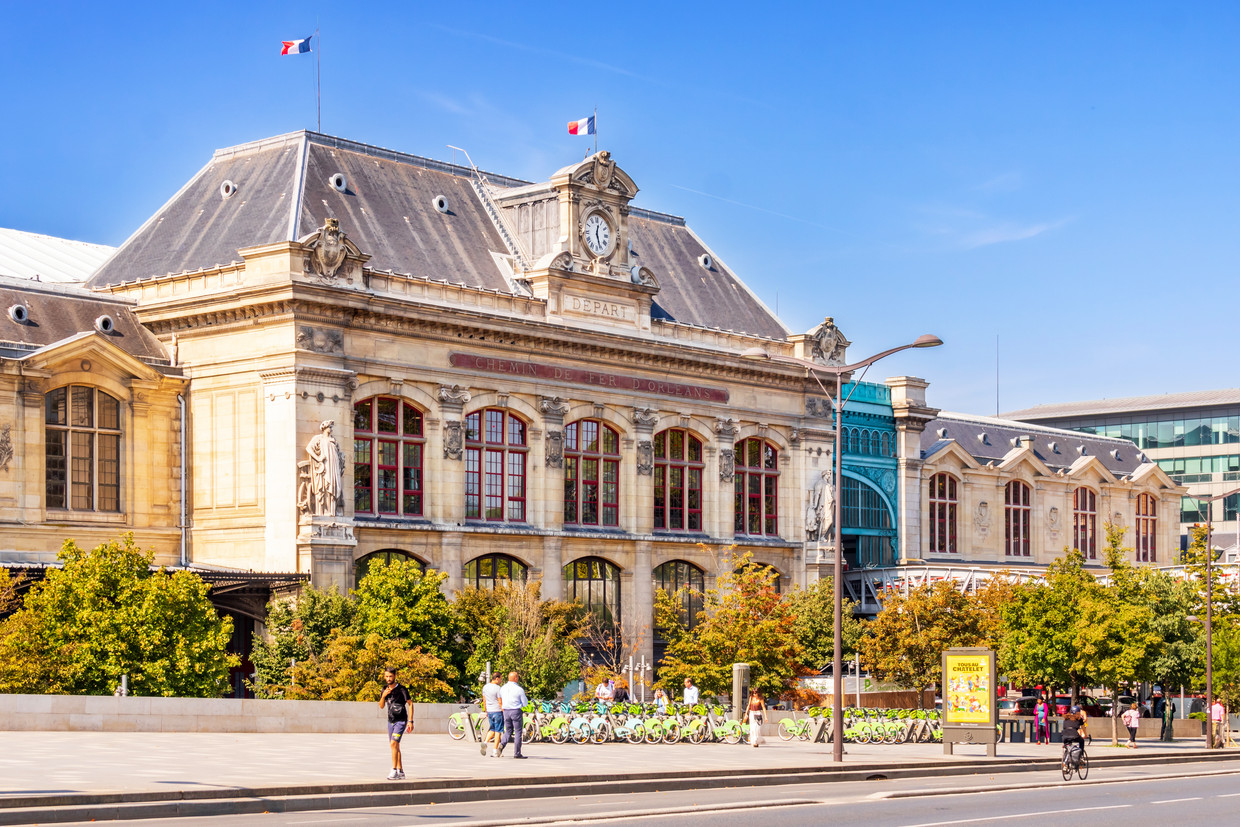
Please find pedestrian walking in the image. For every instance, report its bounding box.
[378,666,413,780]
[499,671,529,759]
[1122,702,1140,748]
[481,672,504,757]
[747,690,766,748]
[683,678,699,705]
[1034,696,1051,745]
[1211,697,1226,748]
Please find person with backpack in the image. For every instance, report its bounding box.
[379,666,413,780]
[1061,705,1088,769]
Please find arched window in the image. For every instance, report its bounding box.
[564,419,620,527]
[464,554,529,590]
[928,473,958,554]
[1136,493,1157,562]
[465,408,528,522]
[1073,487,1097,559]
[880,432,892,457]
[734,437,779,536]
[653,560,705,629]
[563,557,621,626]
[353,397,424,516]
[1005,481,1032,557]
[870,431,882,456]
[654,428,703,532]
[354,548,426,586]
[46,386,121,512]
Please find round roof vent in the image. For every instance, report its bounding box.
[8,304,29,324]
[432,194,450,214]
[329,172,348,192]
[219,180,238,199]
[698,253,713,270]
[95,314,116,334]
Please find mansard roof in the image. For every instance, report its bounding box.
[922,411,1150,477]
[0,275,169,364]
[1004,388,1240,420]
[88,132,787,340]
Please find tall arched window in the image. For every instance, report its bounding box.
[1005,480,1032,557]
[46,386,121,512]
[1136,493,1157,562]
[353,397,424,516]
[354,548,426,587]
[1073,487,1097,559]
[654,428,703,532]
[464,554,529,590]
[563,557,621,626]
[653,560,705,629]
[928,473,958,554]
[734,437,779,536]
[564,419,620,527]
[465,408,528,522]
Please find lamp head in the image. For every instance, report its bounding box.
[740,346,771,360]
[913,335,943,348]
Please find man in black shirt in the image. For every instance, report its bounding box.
[379,667,413,780]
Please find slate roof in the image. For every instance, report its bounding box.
[922,411,1151,476]
[88,132,787,340]
[0,275,169,363]
[0,227,114,283]
[1003,389,1240,421]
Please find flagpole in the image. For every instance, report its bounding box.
[315,27,321,132]
[594,106,598,154]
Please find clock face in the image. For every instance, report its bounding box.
[583,213,612,256]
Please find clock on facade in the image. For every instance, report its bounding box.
[582,212,613,257]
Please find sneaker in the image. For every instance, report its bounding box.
[514,754,528,759]
[481,739,488,755]
[397,770,405,780]
[497,741,506,757]
[387,769,400,780]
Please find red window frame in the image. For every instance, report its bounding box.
[1073,487,1097,559]
[465,408,528,522]
[733,437,779,536]
[1005,480,1032,557]
[1136,493,1157,562]
[654,428,703,532]
[353,396,424,516]
[564,419,620,527]
[929,473,958,554]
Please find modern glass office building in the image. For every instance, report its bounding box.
[1005,390,1240,552]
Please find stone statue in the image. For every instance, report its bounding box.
[805,467,836,543]
[306,420,345,516]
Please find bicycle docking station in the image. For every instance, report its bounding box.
[942,722,998,757]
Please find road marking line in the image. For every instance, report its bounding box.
[902,804,1131,827]
[1219,792,1240,798]
[1151,798,1200,804]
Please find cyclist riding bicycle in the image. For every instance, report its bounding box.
[1061,705,1089,766]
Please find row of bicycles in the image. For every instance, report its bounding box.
[447,701,947,746]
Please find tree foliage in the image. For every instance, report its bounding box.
[0,535,235,696]
[280,631,452,702]
[783,579,866,670]
[655,552,802,699]
[999,550,1095,694]
[250,585,356,698]
[860,581,985,704]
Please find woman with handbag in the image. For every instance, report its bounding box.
[747,690,766,747]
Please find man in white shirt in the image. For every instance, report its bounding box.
[683,678,699,705]
[1211,697,1226,748]
[595,677,614,702]
[499,672,529,759]
[481,673,504,757]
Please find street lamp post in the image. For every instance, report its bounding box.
[743,333,942,763]
[1188,485,1240,748]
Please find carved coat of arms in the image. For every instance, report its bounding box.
[311,218,348,278]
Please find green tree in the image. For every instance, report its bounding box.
[250,584,357,698]
[655,552,802,699]
[353,559,462,692]
[1208,618,1240,713]
[0,535,235,696]
[860,580,985,706]
[280,631,452,702]
[783,579,865,671]
[455,582,584,700]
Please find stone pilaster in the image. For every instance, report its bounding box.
[540,396,570,531]
[436,384,471,525]
[540,534,563,600]
[632,406,658,534]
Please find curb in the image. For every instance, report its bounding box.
[875,764,1240,799]
[0,749,1235,825]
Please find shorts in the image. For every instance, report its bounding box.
[388,720,409,742]
[488,711,504,732]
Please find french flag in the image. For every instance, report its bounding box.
[281,35,312,56]
[568,116,595,136]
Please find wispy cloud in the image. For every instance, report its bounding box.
[913,203,1071,250]
[974,171,1023,193]
[415,90,474,116]
[959,218,1071,249]
[670,183,857,237]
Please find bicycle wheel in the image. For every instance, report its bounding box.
[687,725,706,745]
[592,721,611,744]
[1077,753,1089,780]
[778,720,796,741]
[1061,751,1072,781]
[662,722,681,745]
[570,723,591,745]
[447,718,467,740]
[550,726,569,745]
[723,729,741,745]
[626,727,644,745]
[645,725,661,744]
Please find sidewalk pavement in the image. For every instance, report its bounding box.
[0,729,1231,797]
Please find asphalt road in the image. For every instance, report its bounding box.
[42,758,1240,827]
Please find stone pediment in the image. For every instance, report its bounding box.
[20,331,166,383]
[554,151,639,199]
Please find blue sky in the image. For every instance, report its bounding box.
[5,2,1238,415]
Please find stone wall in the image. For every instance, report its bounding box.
[0,694,472,734]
